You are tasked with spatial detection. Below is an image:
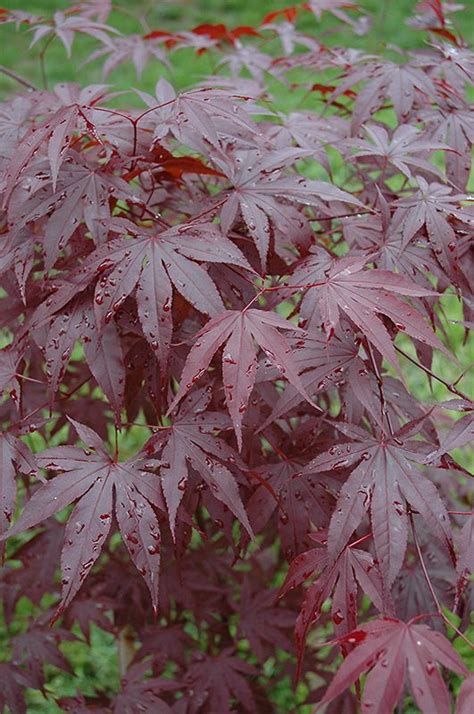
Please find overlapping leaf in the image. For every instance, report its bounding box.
[28,10,118,57]
[280,535,386,673]
[234,576,294,662]
[9,151,134,268]
[169,308,314,450]
[153,389,252,536]
[0,0,472,708]
[246,459,334,559]
[0,419,163,613]
[213,147,362,265]
[0,431,36,555]
[137,78,258,151]
[350,124,448,179]
[184,648,257,714]
[292,251,446,366]
[303,420,454,587]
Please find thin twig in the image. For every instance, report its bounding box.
[409,511,474,649]
[0,65,37,91]
[395,344,470,401]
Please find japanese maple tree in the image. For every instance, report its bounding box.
[0,0,473,711]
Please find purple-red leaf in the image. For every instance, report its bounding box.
[317,618,467,714]
[170,309,313,450]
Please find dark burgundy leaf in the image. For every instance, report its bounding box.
[0,2,471,708]
[155,389,251,536]
[170,308,313,450]
[1,419,163,613]
[184,649,257,714]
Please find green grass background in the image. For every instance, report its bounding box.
[1,0,474,98]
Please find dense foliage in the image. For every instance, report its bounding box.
[0,0,473,711]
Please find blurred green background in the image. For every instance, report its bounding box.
[1,0,474,98]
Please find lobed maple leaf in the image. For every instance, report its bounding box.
[350,124,449,180]
[3,104,81,202]
[9,150,135,269]
[269,111,348,173]
[392,536,455,624]
[291,251,447,366]
[332,59,438,127]
[136,623,192,669]
[280,534,387,673]
[393,177,473,280]
[32,217,252,388]
[153,388,252,537]
[12,620,74,691]
[234,575,295,662]
[302,419,454,587]
[85,34,169,78]
[137,79,258,152]
[212,146,362,266]
[316,617,467,714]
[217,42,274,82]
[94,219,251,379]
[246,458,335,559]
[256,329,363,429]
[169,308,314,451]
[112,661,178,714]
[61,594,115,642]
[3,86,111,200]
[184,648,257,714]
[0,418,163,614]
[424,96,474,190]
[28,10,119,57]
[261,20,321,55]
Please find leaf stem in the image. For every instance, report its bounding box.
[13,377,92,431]
[366,340,393,435]
[395,345,470,401]
[447,511,471,516]
[348,532,372,549]
[39,34,55,90]
[409,512,473,648]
